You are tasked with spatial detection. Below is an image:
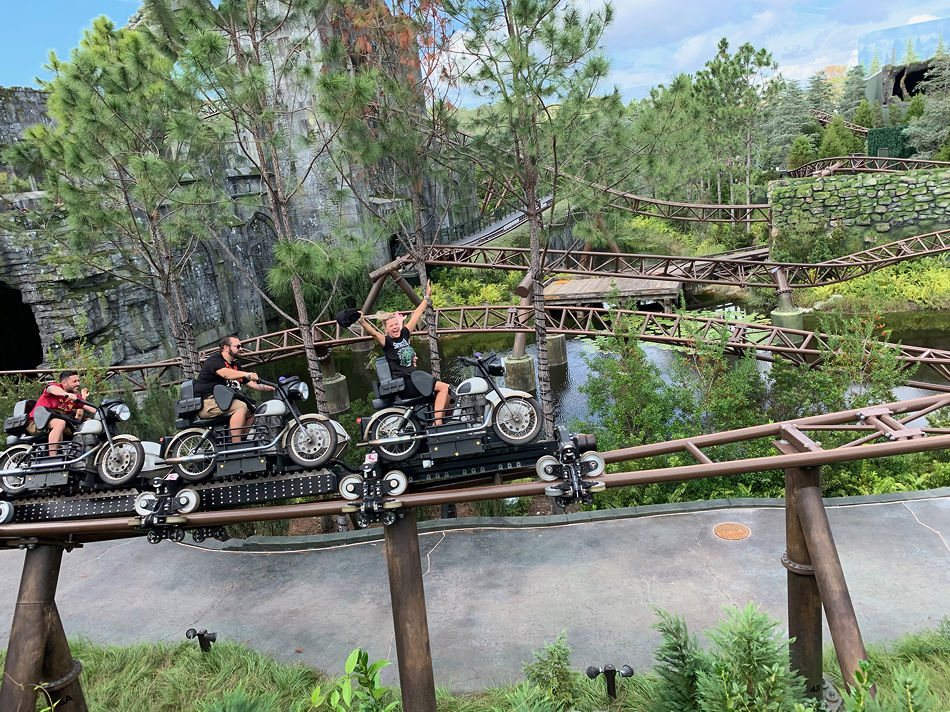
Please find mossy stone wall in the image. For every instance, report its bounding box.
[769,169,950,243]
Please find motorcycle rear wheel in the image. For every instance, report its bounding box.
[366,411,421,461]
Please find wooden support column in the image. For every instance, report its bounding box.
[784,466,823,698]
[393,274,423,306]
[0,543,87,712]
[384,513,437,712]
[361,276,388,315]
[797,485,869,689]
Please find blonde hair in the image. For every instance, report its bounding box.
[379,312,398,325]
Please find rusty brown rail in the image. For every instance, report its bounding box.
[785,155,950,179]
[6,304,950,388]
[808,110,869,137]
[420,228,950,288]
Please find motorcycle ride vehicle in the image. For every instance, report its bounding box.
[358,351,543,465]
[0,396,146,496]
[163,376,346,482]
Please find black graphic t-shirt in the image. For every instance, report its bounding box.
[194,352,242,397]
[383,327,416,379]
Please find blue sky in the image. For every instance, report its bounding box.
[1,1,948,101]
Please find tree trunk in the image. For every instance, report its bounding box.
[525,181,554,438]
[292,275,329,415]
[411,190,441,380]
[169,274,200,379]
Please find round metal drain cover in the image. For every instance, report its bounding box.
[714,522,751,540]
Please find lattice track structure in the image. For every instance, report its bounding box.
[8,301,950,389]
[418,227,950,288]
[785,155,950,178]
[809,109,869,137]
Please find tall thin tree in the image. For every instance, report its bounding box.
[442,0,612,436]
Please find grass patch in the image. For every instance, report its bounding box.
[0,637,325,712]
[3,619,949,710]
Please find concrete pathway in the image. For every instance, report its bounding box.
[1,492,948,692]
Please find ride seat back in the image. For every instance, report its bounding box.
[175,380,203,417]
[4,399,35,435]
[373,358,405,398]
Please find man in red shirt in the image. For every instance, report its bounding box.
[27,370,96,456]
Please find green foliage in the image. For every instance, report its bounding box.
[905,95,926,123]
[648,609,709,712]
[311,648,398,712]
[786,135,815,170]
[817,115,865,158]
[200,688,283,712]
[521,632,579,712]
[574,308,911,505]
[867,126,911,158]
[0,637,323,712]
[839,660,935,712]
[809,259,950,312]
[649,605,815,712]
[772,223,855,264]
[853,100,874,129]
[119,377,177,442]
[697,603,810,712]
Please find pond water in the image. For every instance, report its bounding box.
[255,306,950,425]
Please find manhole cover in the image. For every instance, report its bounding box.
[714,522,751,540]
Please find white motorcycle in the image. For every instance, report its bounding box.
[360,351,543,464]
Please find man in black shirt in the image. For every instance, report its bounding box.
[195,336,273,442]
[358,282,451,424]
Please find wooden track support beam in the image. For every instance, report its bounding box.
[0,542,87,712]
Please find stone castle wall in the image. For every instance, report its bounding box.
[769,168,950,242]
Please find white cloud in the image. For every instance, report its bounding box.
[907,14,939,24]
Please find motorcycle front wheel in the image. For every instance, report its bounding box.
[491,396,543,445]
[96,435,145,486]
[365,410,421,461]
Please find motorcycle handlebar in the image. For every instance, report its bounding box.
[459,351,497,366]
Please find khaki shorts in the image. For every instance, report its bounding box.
[198,396,247,419]
[26,418,74,436]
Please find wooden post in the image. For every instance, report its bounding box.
[797,485,869,689]
[384,513,437,712]
[784,466,823,698]
[0,543,87,712]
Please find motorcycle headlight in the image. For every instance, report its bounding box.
[112,403,132,421]
[290,382,309,401]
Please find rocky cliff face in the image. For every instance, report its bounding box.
[0,88,387,369]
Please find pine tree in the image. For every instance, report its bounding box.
[869,49,881,74]
[759,79,817,171]
[905,94,926,123]
[806,71,834,112]
[143,0,374,413]
[838,64,867,119]
[4,18,233,377]
[818,115,864,158]
[693,38,778,206]
[903,38,919,65]
[441,0,612,436]
[852,99,874,129]
[786,135,814,170]
[319,0,456,378]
